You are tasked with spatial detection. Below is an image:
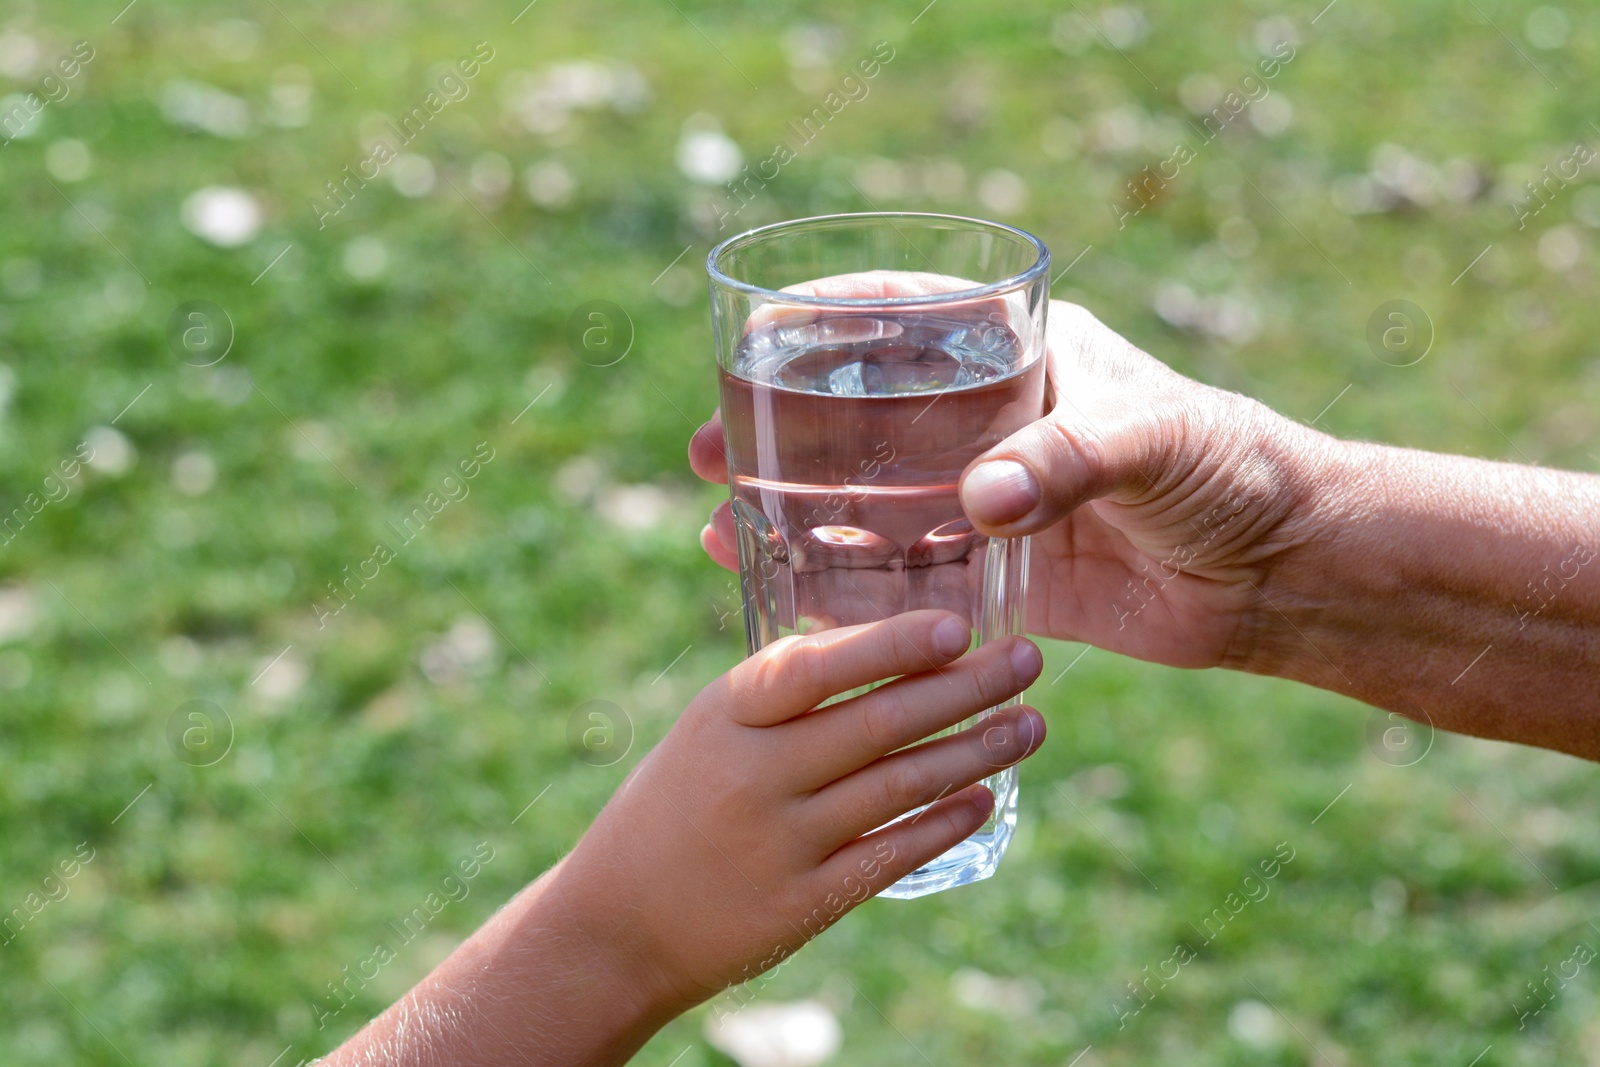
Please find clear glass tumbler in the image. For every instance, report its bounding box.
[707,213,1050,898]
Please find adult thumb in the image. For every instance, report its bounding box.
[959,400,1169,537]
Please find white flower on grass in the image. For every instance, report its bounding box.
[1199,294,1261,345]
[254,648,309,704]
[1330,174,1379,215]
[1525,6,1569,49]
[158,635,202,677]
[1178,73,1223,115]
[595,483,675,531]
[470,152,514,199]
[977,169,1028,214]
[0,585,37,644]
[1574,186,1600,229]
[343,236,388,281]
[1088,105,1144,156]
[922,159,966,201]
[854,158,906,200]
[780,24,842,71]
[0,32,41,78]
[160,80,251,139]
[607,64,650,113]
[677,116,742,184]
[1253,16,1301,54]
[704,999,841,1067]
[172,450,217,496]
[1438,158,1484,204]
[1227,999,1281,1048]
[1538,225,1583,272]
[1249,93,1292,137]
[523,160,574,208]
[84,425,135,476]
[0,93,43,139]
[1152,285,1260,344]
[268,68,314,128]
[288,420,339,464]
[1100,6,1150,48]
[212,365,254,407]
[1369,143,1438,209]
[45,139,91,182]
[420,616,498,685]
[502,60,648,134]
[390,153,437,197]
[950,968,1045,1019]
[546,61,616,109]
[502,74,571,136]
[181,187,262,248]
[553,456,603,504]
[1153,282,1200,329]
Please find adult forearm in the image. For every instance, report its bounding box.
[1245,436,1600,757]
[326,859,673,1067]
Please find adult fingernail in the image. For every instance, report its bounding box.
[962,461,1039,525]
[1009,640,1043,682]
[933,616,970,658]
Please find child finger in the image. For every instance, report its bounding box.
[700,518,740,572]
[720,610,972,726]
[802,784,995,922]
[805,705,1044,843]
[786,637,1041,787]
[688,411,728,485]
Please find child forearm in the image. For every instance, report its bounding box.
[325,859,672,1067]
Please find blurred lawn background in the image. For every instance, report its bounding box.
[3,0,1600,1064]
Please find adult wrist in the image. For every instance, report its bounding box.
[1220,404,1367,685]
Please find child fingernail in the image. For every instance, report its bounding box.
[933,616,970,658]
[1019,708,1045,750]
[1009,640,1042,681]
[966,784,995,815]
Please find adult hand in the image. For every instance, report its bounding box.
[692,299,1324,671]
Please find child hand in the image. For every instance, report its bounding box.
[326,609,1045,1067]
[562,608,1045,1018]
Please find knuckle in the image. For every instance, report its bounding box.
[861,693,910,752]
[938,799,971,836]
[977,715,1020,763]
[879,761,924,812]
[971,650,1018,707]
[724,764,764,806]
[743,647,791,704]
[1041,415,1105,491]
[753,635,824,701]
[892,616,934,666]
[788,640,831,695]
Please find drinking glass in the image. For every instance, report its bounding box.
[707,212,1049,898]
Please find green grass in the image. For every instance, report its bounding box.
[2,0,1599,1063]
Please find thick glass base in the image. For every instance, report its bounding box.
[877,766,1018,899]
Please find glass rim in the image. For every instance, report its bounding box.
[706,211,1051,308]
